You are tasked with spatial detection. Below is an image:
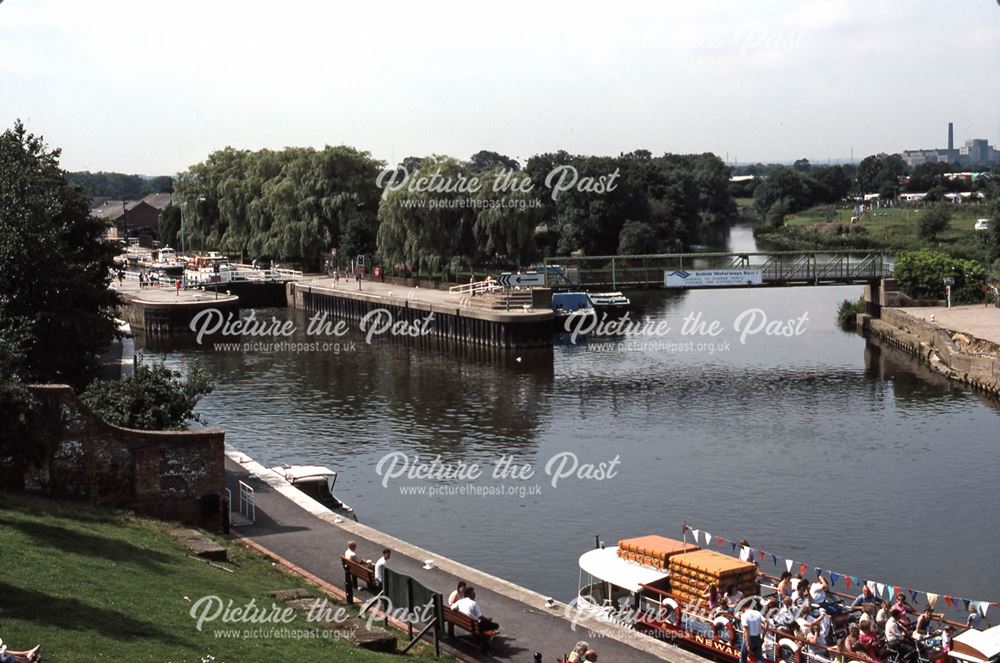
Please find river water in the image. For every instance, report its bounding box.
[145,224,1000,612]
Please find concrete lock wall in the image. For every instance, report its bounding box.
[860,308,1000,397]
[11,385,226,528]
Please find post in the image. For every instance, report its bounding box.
[433,594,442,657]
[344,563,354,605]
[611,257,617,289]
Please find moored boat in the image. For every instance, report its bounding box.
[587,291,631,316]
[185,251,235,285]
[552,291,597,331]
[270,464,357,520]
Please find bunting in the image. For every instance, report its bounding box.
[680,523,996,616]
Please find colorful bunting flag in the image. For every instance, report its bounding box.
[962,599,970,611]
[704,532,712,546]
[926,593,938,609]
[844,576,853,590]
[876,583,886,597]
[731,542,737,552]
[717,536,724,547]
[815,567,823,578]
[910,590,918,603]
[692,529,700,543]
[888,586,895,601]
[830,572,840,586]
[800,563,808,577]
[758,550,765,563]
[979,602,989,618]
[785,559,794,573]
[772,554,778,567]
[944,596,953,608]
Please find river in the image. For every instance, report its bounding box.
[144,224,1000,612]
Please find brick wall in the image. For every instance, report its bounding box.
[10,385,226,529]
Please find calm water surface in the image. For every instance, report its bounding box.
[144,225,1000,608]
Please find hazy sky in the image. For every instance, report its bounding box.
[2,1,998,174]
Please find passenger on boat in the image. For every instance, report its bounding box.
[776,571,795,601]
[806,623,827,656]
[843,623,865,658]
[769,596,798,633]
[708,584,721,611]
[738,600,764,663]
[965,603,983,630]
[726,585,744,609]
[451,587,500,631]
[885,608,917,662]
[876,601,891,629]
[859,619,886,663]
[893,593,914,626]
[851,584,880,611]
[447,581,467,607]
[858,604,876,630]
[793,580,812,611]
[913,605,942,638]
[711,594,731,618]
[941,625,954,653]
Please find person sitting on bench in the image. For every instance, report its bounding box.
[448,580,467,607]
[0,639,41,663]
[451,587,499,631]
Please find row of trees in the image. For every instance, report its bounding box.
[67,171,173,200]
[173,147,737,271]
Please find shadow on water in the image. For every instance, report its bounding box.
[0,517,174,569]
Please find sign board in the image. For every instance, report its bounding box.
[664,269,763,288]
[498,272,546,288]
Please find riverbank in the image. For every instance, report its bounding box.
[0,492,442,662]
[226,450,707,662]
[861,305,1000,396]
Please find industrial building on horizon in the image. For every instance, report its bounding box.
[901,122,1000,167]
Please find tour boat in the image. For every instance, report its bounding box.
[576,534,977,663]
[270,464,357,520]
[184,252,235,285]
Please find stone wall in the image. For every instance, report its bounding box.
[7,385,226,528]
[860,309,1000,396]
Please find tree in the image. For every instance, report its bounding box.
[917,205,951,241]
[81,359,213,431]
[753,167,806,217]
[617,220,657,254]
[158,204,181,247]
[792,158,812,173]
[856,153,906,194]
[0,121,119,390]
[811,166,851,202]
[468,150,520,172]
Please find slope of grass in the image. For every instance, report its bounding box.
[761,203,991,260]
[0,493,444,663]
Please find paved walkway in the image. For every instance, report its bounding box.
[111,279,238,306]
[225,456,704,663]
[899,305,1000,345]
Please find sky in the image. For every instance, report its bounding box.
[2,0,999,175]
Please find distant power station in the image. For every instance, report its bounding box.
[901,122,1000,166]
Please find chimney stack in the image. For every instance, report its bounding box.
[948,122,954,152]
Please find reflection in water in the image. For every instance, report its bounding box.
[145,224,1000,605]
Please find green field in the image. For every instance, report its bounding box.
[0,493,445,663]
[759,203,991,259]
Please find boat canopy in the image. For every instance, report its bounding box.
[578,546,668,593]
[275,465,337,483]
[952,625,1000,663]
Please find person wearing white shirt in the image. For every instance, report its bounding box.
[739,601,764,663]
[373,548,391,590]
[344,541,358,561]
[450,587,499,631]
[886,608,917,661]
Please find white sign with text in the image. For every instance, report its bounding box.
[664,269,763,288]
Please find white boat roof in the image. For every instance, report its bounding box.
[578,546,668,592]
[272,465,337,482]
[953,625,1000,663]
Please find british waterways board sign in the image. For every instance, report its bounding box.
[664,269,764,288]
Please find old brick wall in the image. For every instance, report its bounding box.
[17,385,226,529]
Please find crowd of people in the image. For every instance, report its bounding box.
[705,569,978,663]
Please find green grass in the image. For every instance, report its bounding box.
[0,493,446,663]
[759,203,991,260]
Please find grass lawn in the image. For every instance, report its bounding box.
[0,493,446,663]
[768,203,991,259]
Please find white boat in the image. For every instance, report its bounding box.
[587,291,631,315]
[270,464,356,520]
[184,252,235,285]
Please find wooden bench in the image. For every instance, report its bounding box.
[341,556,377,604]
[442,605,497,652]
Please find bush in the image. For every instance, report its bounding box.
[916,205,951,241]
[893,250,986,303]
[837,297,866,330]
[81,359,213,430]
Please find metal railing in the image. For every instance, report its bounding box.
[238,480,255,524]
[448,279,500,295]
